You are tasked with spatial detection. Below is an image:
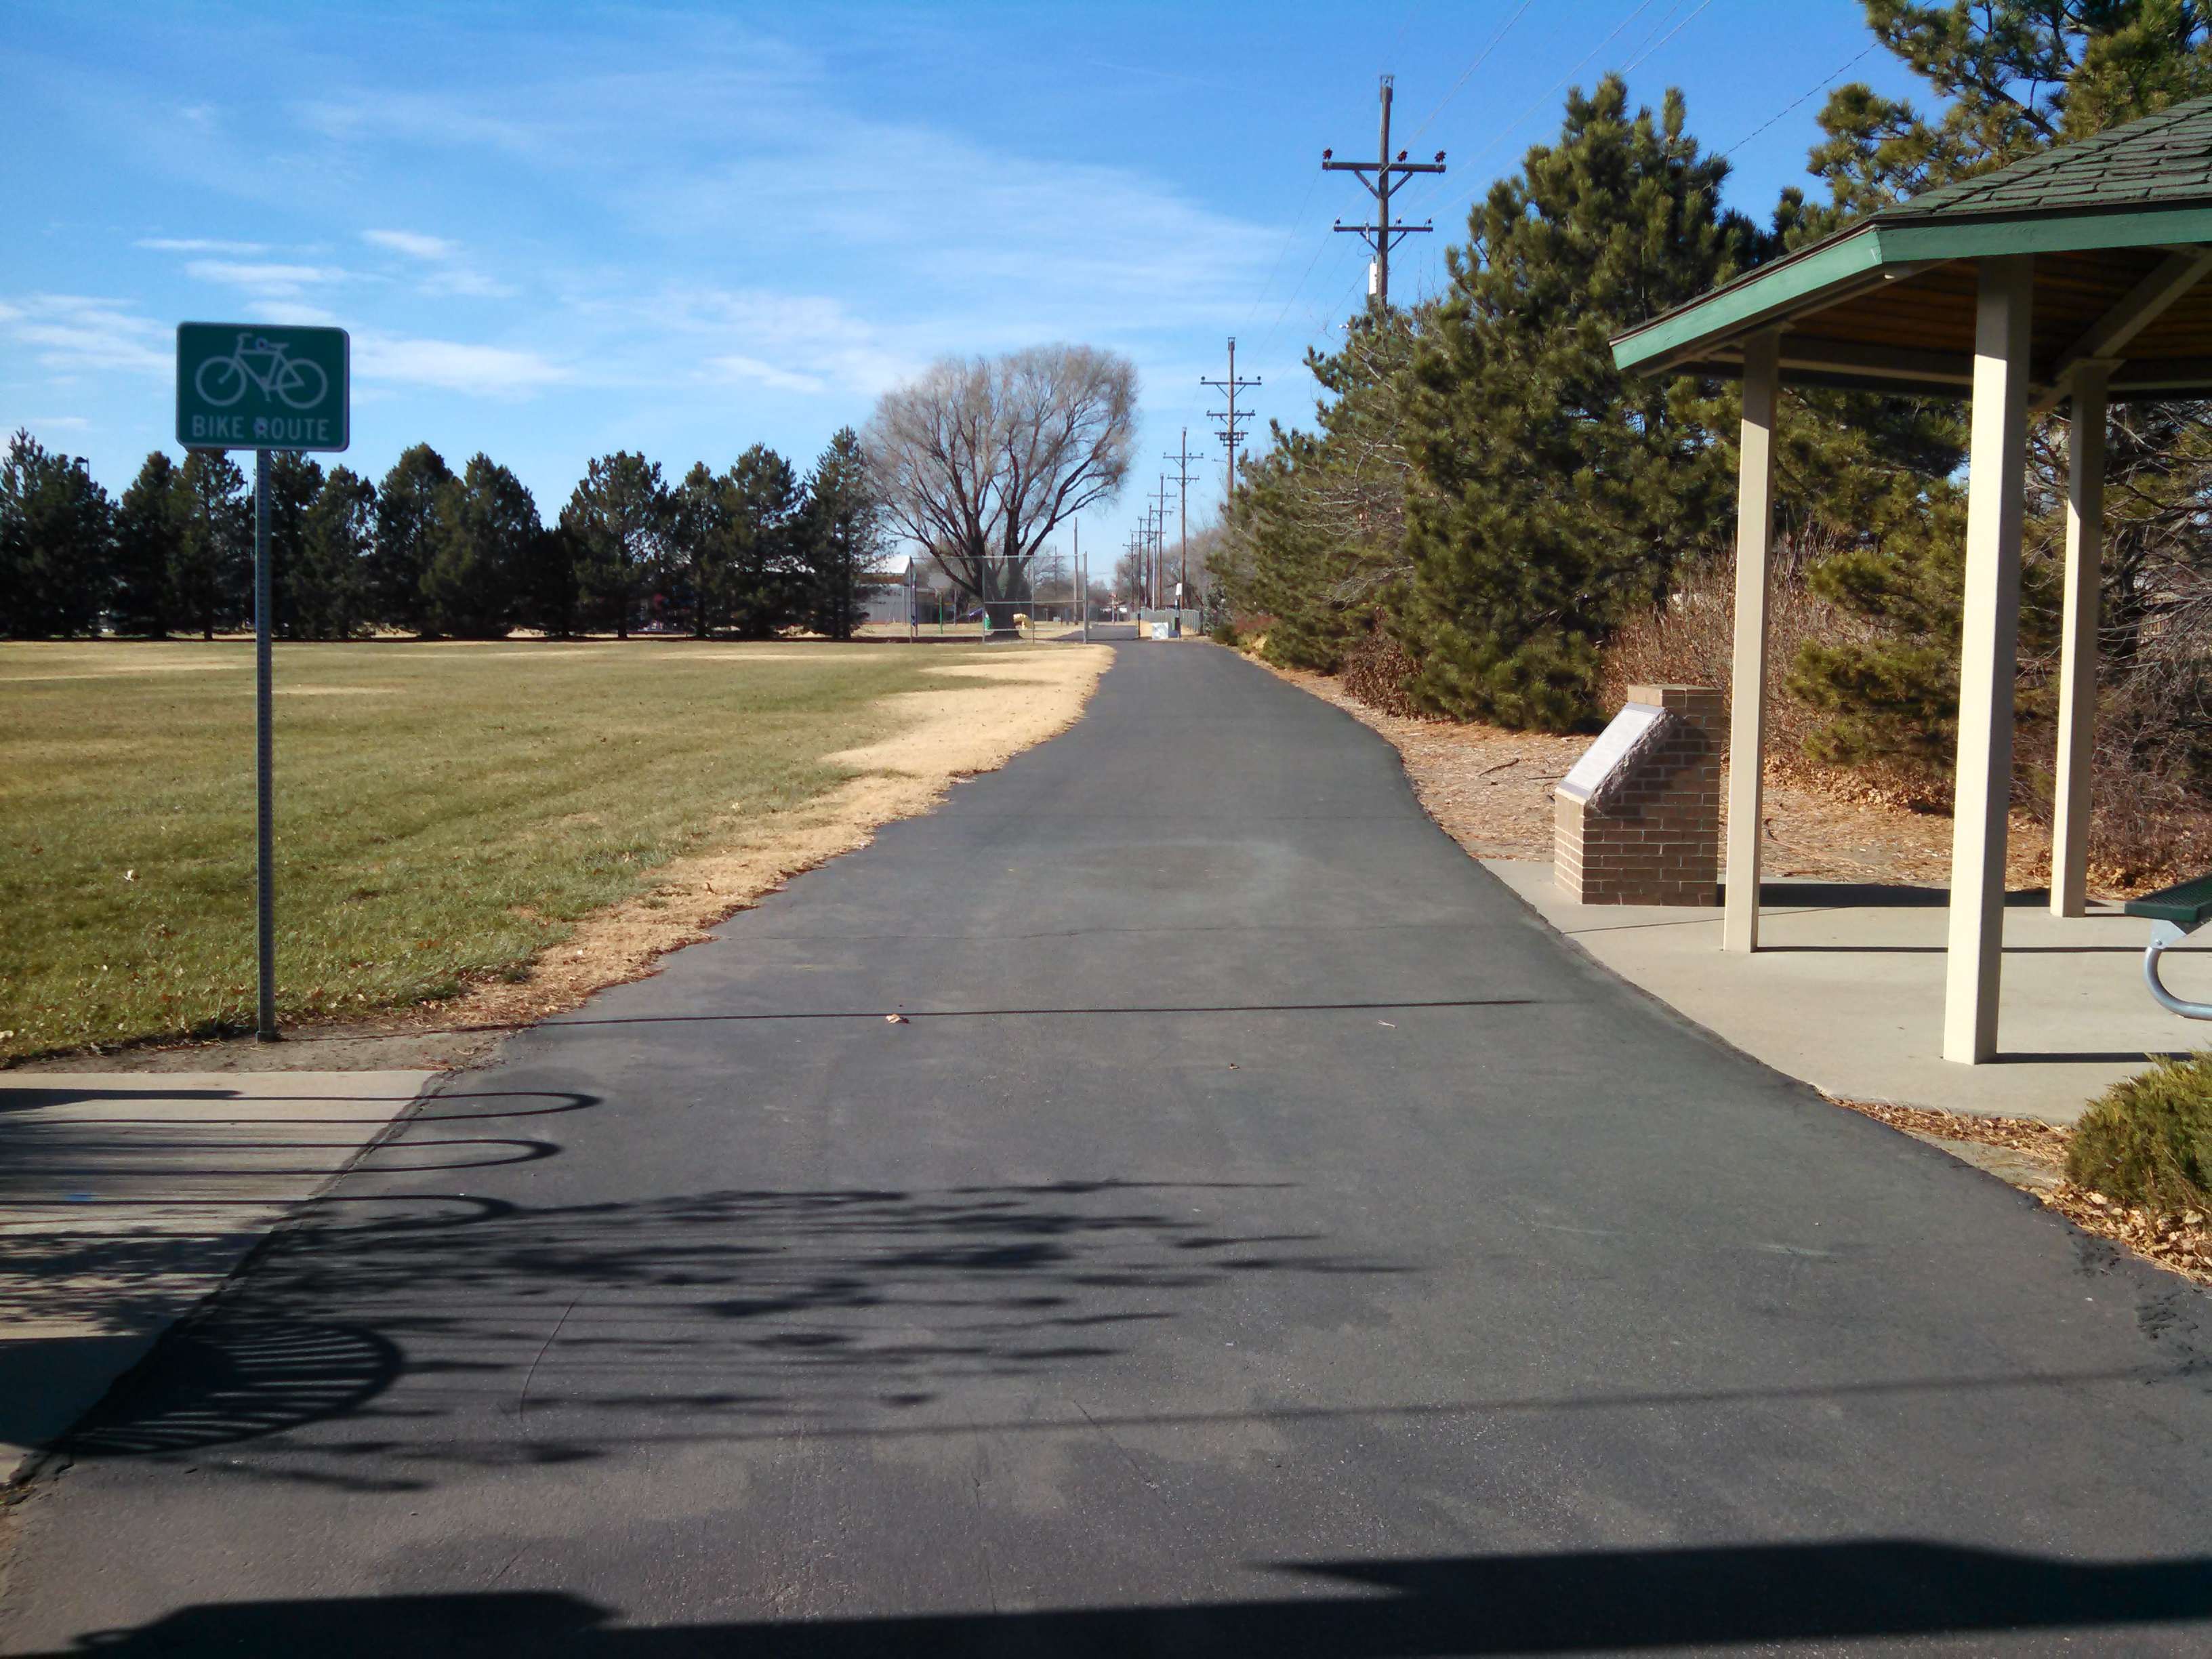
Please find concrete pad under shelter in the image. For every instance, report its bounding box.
[1486,859,2209,1124]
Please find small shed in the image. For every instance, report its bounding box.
[1611,96,2212,1063]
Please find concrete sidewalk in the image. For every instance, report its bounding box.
[1486,859,2209,1122]
[0,1071,433,1483]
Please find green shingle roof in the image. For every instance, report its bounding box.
[1885,94,2212,222]
[1613,93,2212,385]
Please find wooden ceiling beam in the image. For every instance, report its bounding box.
[2036,247,2212,410]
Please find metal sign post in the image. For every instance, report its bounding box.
[176,323,350,1042]
[253,453,275,1038]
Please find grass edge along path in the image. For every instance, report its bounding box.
[0,642,1109,1065]
[418,651,1109,1041]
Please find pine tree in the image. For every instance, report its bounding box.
[667,462,729,638]
[112,452,186,636]
[1805,0,2212,229]
[265,451,324,639]
[796,428,883,640]
[371,444,453,634]
[724,445,801,640]
[295,466,375,639]
[0,430,112,638]
[563,451,668,638]
[1395,77,1755,728]
[172,450,250,640]
[422,455,538,638]
[518,522,582,639]
[1227,308,1425,672]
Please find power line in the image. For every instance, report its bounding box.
[1618,0,1711,74]
[1244,167,1326,329]
[1427,0,1662,218]
[1715,43,1877,156]
[1406,0,1535,142]
[1259,228,1341,357]
[1388,0,1427,59]
[1614,0,1693,75]
[1387,1,1658,232]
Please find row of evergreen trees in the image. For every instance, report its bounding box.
[1221,1,2212,799]
[0,427,884,641]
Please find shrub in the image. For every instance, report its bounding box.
[1340,622,1422,718]
[1209,617,1240,648]
[2067,1052,2212,1213]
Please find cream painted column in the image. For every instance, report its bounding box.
[2051,361,2110,918]
[1944,255,2034,1064]
[1724,329,1780,954]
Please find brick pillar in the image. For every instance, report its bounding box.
[1554,684,1727,905]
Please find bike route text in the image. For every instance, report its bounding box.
[186,415,340,445]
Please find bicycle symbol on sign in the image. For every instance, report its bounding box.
[194,331,329,410]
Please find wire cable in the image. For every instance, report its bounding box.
[1258,221,1348,358]
[1619,0,1708,75]
[1406,0,1536,142]
[1715,42,1877,156]
[1614,0,1692,77]
[1420,0,1662,220]
[1244,167,1326,329]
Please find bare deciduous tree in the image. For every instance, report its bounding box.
[865,346,1137,631]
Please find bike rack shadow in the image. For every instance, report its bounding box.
[60,1318,403,1458]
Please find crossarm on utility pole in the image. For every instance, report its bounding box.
[1321,74,1446,306]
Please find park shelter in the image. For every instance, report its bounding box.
[1611,95,2212,1063]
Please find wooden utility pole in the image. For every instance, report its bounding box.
[1154,477,1172,613]
[1202,336,1261,502]
[1324,75,1445,308]
[1166,428,1197,613]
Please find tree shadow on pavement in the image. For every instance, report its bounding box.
[27,1540,2212,1656]
[58,1176,1404,1481]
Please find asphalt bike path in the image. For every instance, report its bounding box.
[5,644,2211,1656]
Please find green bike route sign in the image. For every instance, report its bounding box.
[176,323,350,451]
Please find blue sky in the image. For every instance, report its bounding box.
[2,1,1922,558]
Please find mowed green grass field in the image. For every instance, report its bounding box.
[0,639,987,1063]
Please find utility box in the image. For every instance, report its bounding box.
[1553,684,1726,905]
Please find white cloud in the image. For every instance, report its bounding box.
[424,268,516,299]
[136,237,269,254]
[619,287,915,398]
[184,260,350,297]
[360,229,515,298]
[354,333,565,396]
[0,295,169,375]
[706,354,825,395]
[26,415,91,430]
[252,301,343,326]
[288,45,1277,335]
[362,228,457,260]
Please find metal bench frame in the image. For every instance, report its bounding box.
[2125,875,2212,1020]
[2143,920,2212,1020]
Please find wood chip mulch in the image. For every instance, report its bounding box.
[1260,657,2057,886]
